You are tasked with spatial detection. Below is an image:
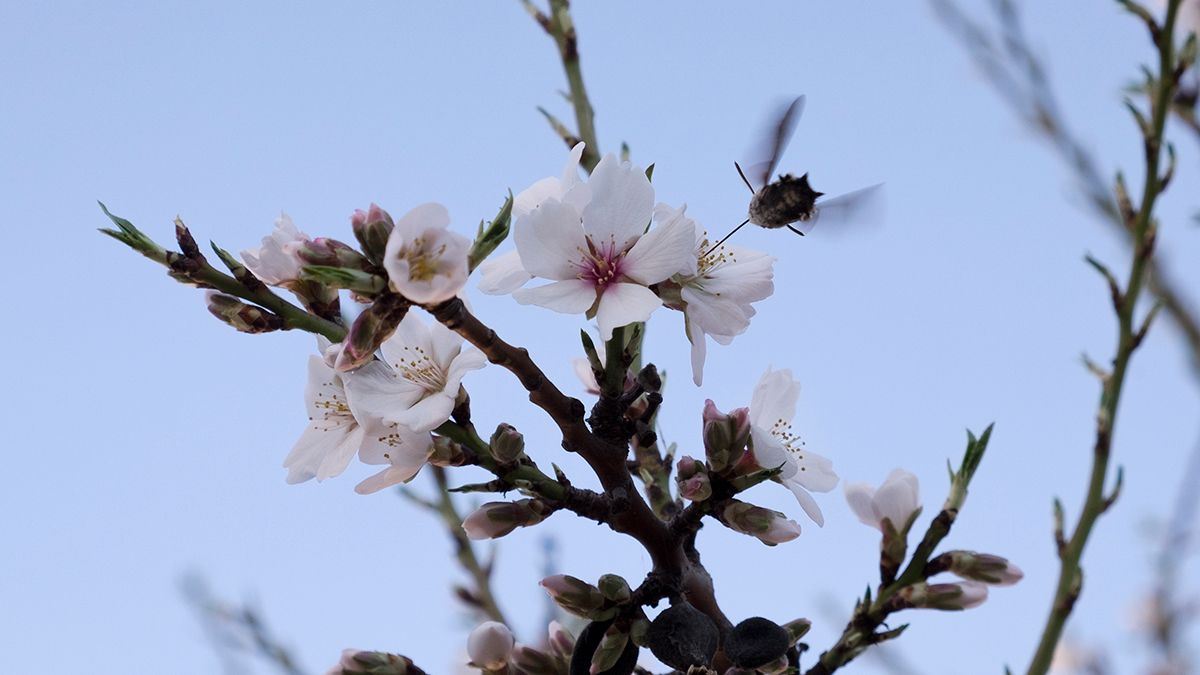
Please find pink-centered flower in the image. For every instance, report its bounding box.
[343,311,486,433]
[654,204,775,386]
[509,153,695,340]
[747,368,838,526]
[241,213,308,286]
[382,202,470,304]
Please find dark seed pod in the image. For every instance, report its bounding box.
[724,617,791,669]
[645,602,719,671]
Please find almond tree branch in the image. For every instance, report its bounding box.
[1024,2,1189,671]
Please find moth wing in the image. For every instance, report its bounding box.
[743,95,806,190]
[802,183,885,235]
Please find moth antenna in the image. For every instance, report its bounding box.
[705,218,751,256]
[734,162,755,193]
[785,224,807,237]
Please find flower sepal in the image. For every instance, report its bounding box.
[467,192,514,272]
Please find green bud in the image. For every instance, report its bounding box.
[205,292,283,333]
[597,574,632,604]
[489,423,525,464]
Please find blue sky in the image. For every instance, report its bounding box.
[3,1,1199,673]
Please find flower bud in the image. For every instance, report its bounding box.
[427,436,468,467]
[539,574,608,619]
[335,295,408,372]
[205,292,284,333]
[942,551,1024,586]
[723,617,791,670]
[297,237,373,271]
[721,501,802,545]
[510,644,558,675]
[326,649,425,675]
[351,203,394,265]
[781,618,812,642]
[462,499,551,540]
[467,621,514,670]
[489,423,526,464]
[597,574,632,604]
[702,400,751,474]
[676,456,712,501]
[547,620,575,659]
[899,580,988,610]
[646,602,719,671]
[755,655,791,675]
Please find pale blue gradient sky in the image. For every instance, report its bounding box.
[3,1,1199,673]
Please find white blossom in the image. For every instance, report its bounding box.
[467,622,515,670]
[655,203,775,385]
[383,202,470,304]
[844,469,921,533]
[344,311,486,433]
[241,212,308,286]
[508,153,695,340]
[747,368,838,526]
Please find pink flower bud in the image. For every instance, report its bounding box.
[900,580,989,610]
[467,621,514,670]
[462,499,549,540]
[679,472,713,502]
[539,575,606,618]
[943,551,1024,586]
[721,501,802,545]
[547,620,575,658]
[351,203,394,264]
[702,400,751,474]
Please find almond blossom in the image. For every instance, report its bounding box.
[844,469,922,534]
[747,368,838,526]
[508,153,695,340]
[343,311,486,433]
[241,212,308,286]
[653,203,775,385]
[382,202,470,304]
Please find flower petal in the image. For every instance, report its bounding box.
[749,368,799,432]
[595,282,662,341]
[786,481,826,527]
[477,250,532,295]
[391,392,456,433]
[513,279,596,314]
[844,482,880,528]
[621,208,696,285]
[687,316,707,387]
[343,360,425,423]
[581,154,654,252]
[514,199,587,281]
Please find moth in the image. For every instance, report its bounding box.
[709,96,884,253]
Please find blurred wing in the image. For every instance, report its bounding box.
[799,183,885,235]
[743,95,806,190]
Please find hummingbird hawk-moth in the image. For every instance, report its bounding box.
[709,96,884,252]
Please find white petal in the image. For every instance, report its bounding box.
[749,368,799,431]
[750,428,790,475]
[343,360,425,423]
[514,199,587,281]
[382,311,432,366]
[581,154,654,252]
[355,464,421,494]
[283,421,357,484]
[427,319,465,371]
[444,349,488,391]
[792,449,838,493]
[316,425,364,481]
[786,481,826,527]
[873,469,920,528]
[391,392,456,432]
[844,482,881,528]
[595,282,661,341]
[681,287,751,338]
[392,202,450,240]
[622,210,696,285]
[513,279,596,314]
[652,203,700,277]
[477,250,532,295]
[514,176,563,218]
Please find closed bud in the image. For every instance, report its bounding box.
[755,655,791,675]
[429,436,468,467]
[782,618,812,642]
[467,621,514,671]
[702,400,751,474]
[677,461,712,502]
[327,649,426,675]
[351,203,394,265]
[462,499,551,540]
[721,501,802,545]
[205,292,284,333]
[597,574,632,604]
[547,620,575,658]
[335,295,408,372]
[510,644,558,675]
[899,580,988,610]
[943,551,1024,586]
[539,574,609,619]
[297,237,372,271]
[489,423,525,464]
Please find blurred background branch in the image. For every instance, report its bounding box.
[182,574,310,675]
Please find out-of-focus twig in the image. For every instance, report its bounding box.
[182,574,309,675]
[930,0,1200,376]
[402,466,509,624]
